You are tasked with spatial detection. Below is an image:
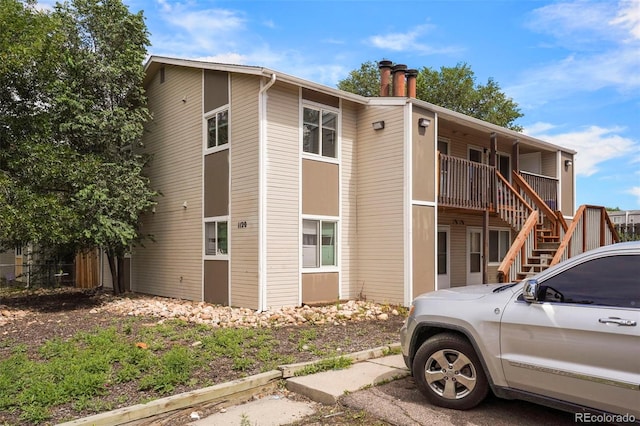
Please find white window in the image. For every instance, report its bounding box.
[302,219,336,268]
[205,220,228,256]
[303,106,337,158]
[489,229,510,263]
[206,108,229,149]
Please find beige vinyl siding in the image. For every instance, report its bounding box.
[442,126,475,160]
[229,74,260,309]
[541,151,557,178]
[133,65,203,301]
[340,102,359,299]
[356,106,405,304]
[438,212,515,286]
[445,214,482,287]
[264,82,300,308]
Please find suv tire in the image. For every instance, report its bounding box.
[412,333,489,410]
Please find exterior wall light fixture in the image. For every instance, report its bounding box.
[565,160,573,167]
[418,118,431,128]
[372,121,385,130]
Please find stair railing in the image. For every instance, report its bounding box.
[497,210,539,282]
[495,172,534,231]
[550,205,620,266]
[512,171,566,237]
[495,171,536,282]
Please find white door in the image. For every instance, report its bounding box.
[467,228,483,285]
[437,227,450,289]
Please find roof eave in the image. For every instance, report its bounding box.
[143,55,369,105]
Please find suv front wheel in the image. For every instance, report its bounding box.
[412,333,489,410]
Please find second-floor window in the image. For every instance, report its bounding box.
[303,106,337,158]
[207,109,229,149]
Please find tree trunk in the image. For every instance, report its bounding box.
[107,251,120,295]
[117,256,125,294]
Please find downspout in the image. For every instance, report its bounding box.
[258,73,276,312]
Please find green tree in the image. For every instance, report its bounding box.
[0,0,156,294]
[337,60,523,131]
[336,61,381,97]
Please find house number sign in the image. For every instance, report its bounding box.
[237,221,247,229]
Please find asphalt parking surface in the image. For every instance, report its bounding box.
[340,376,581,426]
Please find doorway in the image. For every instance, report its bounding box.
[437,226,450,289]
[467,228,483,285]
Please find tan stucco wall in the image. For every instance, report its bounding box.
[204,150,229,217]
[560,151,575,216]
[302,159,339,216]
[412,108,437,202]
[204,260,228,305]
[301,272,339,304]
[413,205,436,296]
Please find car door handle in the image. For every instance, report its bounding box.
[599,317,637,326]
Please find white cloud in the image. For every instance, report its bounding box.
[627,187,640,206]
[525,123,638,177]
[511,1,640,106]
[367,24,461,55]
[610,0,640,40]
[151,1,247,55]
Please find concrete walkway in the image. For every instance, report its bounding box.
[190,353,409,425]
[59,345,408,426]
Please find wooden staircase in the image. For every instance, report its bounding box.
[498,172,620,283]
[515,225,560,280]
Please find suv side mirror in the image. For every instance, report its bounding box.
[523,279,540,303]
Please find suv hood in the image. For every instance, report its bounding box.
[415,283,514,301]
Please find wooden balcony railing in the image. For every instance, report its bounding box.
[437,154,618,283]
[550,205,620,266]
[438,153,495,210]
[519,171,558,211]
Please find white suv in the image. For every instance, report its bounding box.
[400,241,639,421]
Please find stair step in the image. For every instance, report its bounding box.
[537,242,560,249]
[522,263,548,269]
[516,272,537,280]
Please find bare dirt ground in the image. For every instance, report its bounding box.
[0,287,405,425]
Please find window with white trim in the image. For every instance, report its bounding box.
[489,229,510,263]
[302,219,337,268]
[303,106,337,158]
[205,220,228,256]
[206,109,229,149]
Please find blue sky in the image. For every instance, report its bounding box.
[54,0,640,208]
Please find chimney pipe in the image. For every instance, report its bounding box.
[406,69,418,98]
[392,64,407,97]
[378,60,393,97]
